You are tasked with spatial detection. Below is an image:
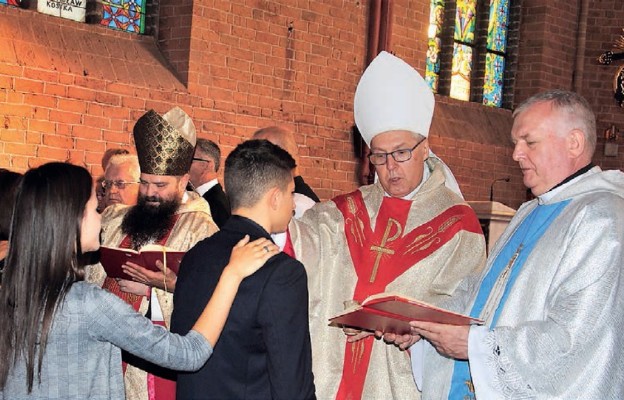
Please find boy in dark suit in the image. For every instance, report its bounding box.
[171,139,316,400]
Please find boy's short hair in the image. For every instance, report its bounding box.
[225,139,296,210]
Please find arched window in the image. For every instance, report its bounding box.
[426,0,516,108]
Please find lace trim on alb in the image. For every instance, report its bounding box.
[485,332,535,399]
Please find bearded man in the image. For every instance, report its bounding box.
[87,107,218,400]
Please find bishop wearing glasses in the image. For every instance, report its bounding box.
[287,51,486,400]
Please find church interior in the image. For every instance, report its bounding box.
[1,0,623,210]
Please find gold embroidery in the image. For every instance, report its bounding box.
[346,196,365,246]
[438,215,460,232]
[414,236,441,251]
[410,229,433,243]
[369,218,402,282]
[347,195,357,214]
[465,379,475,393]
[404,216,459,255]
[350,341,366,373]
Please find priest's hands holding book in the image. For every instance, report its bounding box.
[121,260,178,293]
[409,321,469,360]
[345,328,421,351]
[192,235,279,346]
[345,322,469,358]
[337,293,477,356]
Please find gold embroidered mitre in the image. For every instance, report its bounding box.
[133,107,197,176]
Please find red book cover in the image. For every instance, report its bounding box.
[99,245,185,280]
[329,293,483,335]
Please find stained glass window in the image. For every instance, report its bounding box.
[483,0,510,107]
[0,0,20,6]
[426,0,446,93]
[425,0,512,108]
[486,0,509,53]
[453,0,477,44]
[483,53,505,106]
[450,43,473,101]
[101,0,147,34]
[450,0,477,100]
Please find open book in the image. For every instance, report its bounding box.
[99,244,185,280]
[329,293,483,335]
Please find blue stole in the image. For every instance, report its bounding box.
[448,200,570,399]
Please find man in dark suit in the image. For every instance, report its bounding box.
[188,138,231,228]
[171,139,316,400]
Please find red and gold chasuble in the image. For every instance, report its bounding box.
[332,191,481,400]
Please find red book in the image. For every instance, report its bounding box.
[329,293,483,335]
[99,245,185,281]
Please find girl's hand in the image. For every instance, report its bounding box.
[224,235,279,280]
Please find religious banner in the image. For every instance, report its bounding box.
[37,0,86,23]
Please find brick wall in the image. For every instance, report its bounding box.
[581,0,624,170]
[1,0,623,209]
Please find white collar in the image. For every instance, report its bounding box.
[195,178,219,196]
[537,167,598,204]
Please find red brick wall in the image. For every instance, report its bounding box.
[580,0,624,171]
[513,0,624,182]
[158,0,193,85]
[1,0,623,210]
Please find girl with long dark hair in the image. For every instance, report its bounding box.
[0,162,278,398]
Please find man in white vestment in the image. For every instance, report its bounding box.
[287,51,486,400]
[406,90,624,399]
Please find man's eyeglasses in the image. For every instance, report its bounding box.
[192,157,211,163]
[367,138,426,166]
[101,180,139,190]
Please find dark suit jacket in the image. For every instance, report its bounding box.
[171,216,316,400]
[202,183,231,228]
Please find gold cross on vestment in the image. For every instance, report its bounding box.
[369,218,402,283]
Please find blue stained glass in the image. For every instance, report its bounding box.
[101,0,146,34]
[426,0,445,93]
[483,53,505,107]
[424,0,510,106]
[426,37,442,92]
[487,0,510,52]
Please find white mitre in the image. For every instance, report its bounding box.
[354,51,463,198]
[354,51,434,146]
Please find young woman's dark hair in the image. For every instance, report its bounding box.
[0,162,92,391]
